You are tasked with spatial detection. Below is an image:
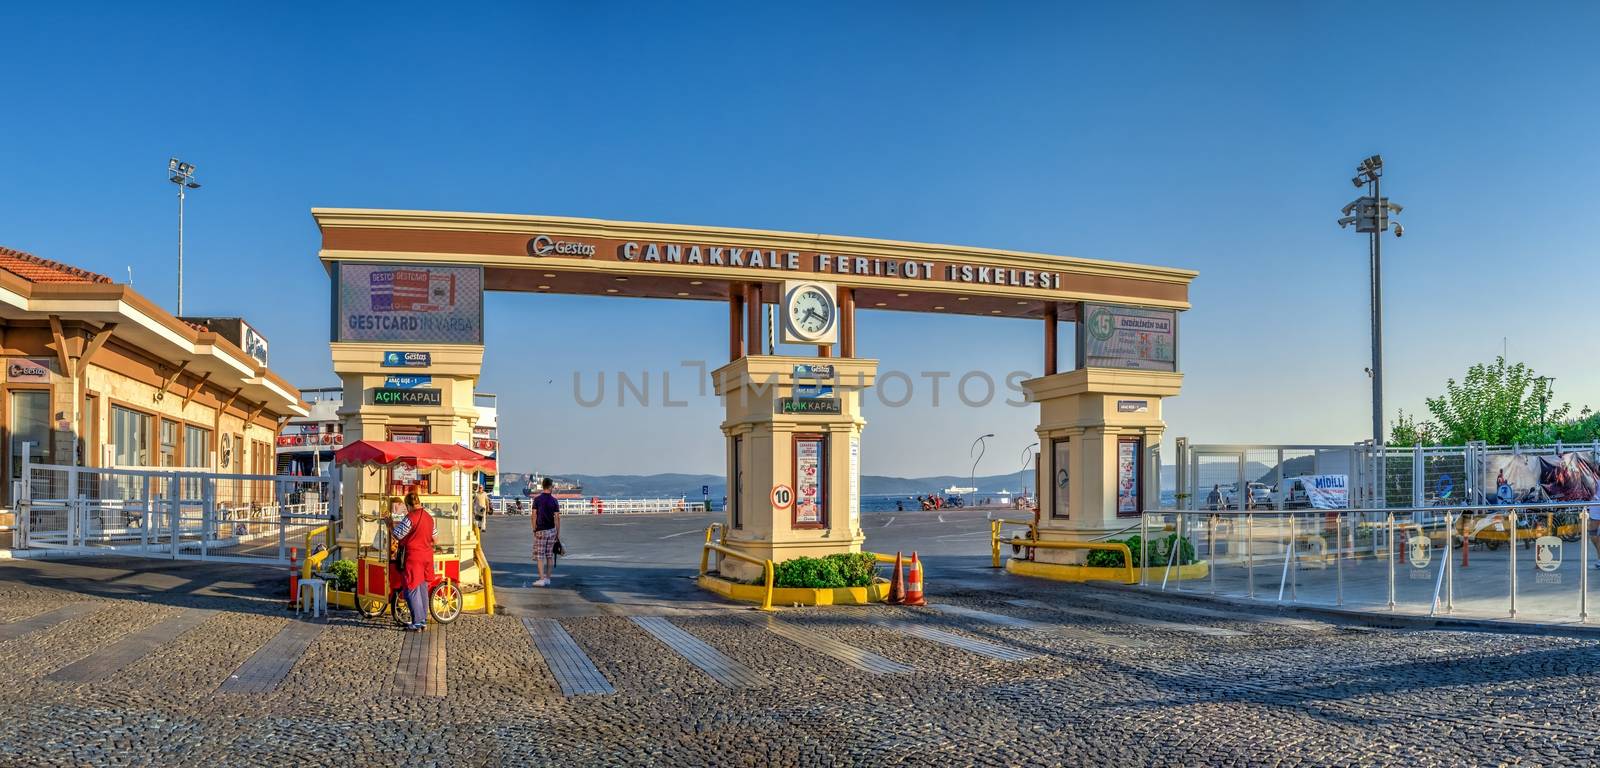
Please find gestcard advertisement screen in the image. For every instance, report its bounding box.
[335,263,484,344]
[1078,303,1177,372]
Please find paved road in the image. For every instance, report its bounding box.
[0,510,1597,764]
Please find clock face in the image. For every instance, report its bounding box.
[790,287,834,337]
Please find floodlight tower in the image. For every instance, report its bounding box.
[167,158,201,316]
[1338,155,1404,505]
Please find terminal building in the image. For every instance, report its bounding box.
[0,246,305,549]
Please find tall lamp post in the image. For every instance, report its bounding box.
[1019,442,1038,509]
[167,158,201,316]
[1339,155,1404,506]
[968,433,995,507]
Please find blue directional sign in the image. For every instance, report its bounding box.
[384,375,432,389]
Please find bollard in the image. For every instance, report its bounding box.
[288,547,299,608]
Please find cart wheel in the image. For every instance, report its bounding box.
[357,595,388,619]
[1562,531,1583,543]
[1484,540,1501,551]
[390,592,413,628]
[430,580,463,624]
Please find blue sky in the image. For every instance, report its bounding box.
[4,2,1600,478]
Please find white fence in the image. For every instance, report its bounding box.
[490,496,700,516]
[16,459,336,565]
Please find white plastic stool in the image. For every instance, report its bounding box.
[297,578,327,618]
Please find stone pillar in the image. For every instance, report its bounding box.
[330,343,484,584]
[712,355,876,581]
[1023,368,1182,562]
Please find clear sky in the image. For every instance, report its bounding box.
[4,2,1600,479]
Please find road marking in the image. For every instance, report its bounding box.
[0,602,100,642]
[928,603,1050,629]
[1102,595,1330,631]
[883,516,895,527]
[935,530,992,540]
[874,619,1037,661]
[219,620,324,693]
[938,514,945,523]
[394,626,447,697]
[658,529,704,540]
[524,618,614,695]
[931,603,1148,648]
[743,615,910,675]
[1006,599,1247,638]
[630,616,768,688]
[48,608,216,683]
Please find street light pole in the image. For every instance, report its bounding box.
[1339,155,1403,507]
[969,433,995,507]
[167,158,201,316]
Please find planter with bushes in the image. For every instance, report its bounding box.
[697,552,894,606]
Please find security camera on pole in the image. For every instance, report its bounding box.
[1337,155,1404,507]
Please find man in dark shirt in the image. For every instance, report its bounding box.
[532,477,561,587]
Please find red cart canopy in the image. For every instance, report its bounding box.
[333,440,497,472]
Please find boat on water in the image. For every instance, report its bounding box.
[943,485,978,495]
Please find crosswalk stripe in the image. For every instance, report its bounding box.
[743,615,911,675]
[0,603,101,643]
[928,603,1050,629]
[219,620,324,694]
[524,618,614,695]
[1006,599,1247,637]
[874,620,1038,661]
[630,616,768,689]
[47,608,216,682]
[1098,595,1330,630]
[928,603,1150,648]
[394,626,446,697]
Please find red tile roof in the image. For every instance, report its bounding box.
[0,246,114,285]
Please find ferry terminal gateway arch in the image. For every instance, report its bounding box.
[317,208,1195,590]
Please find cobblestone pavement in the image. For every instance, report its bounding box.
[3,555,1600,766]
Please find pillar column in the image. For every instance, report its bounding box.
[839,287,856,358]
[1043,303,1058,376]
[744,284,762,357]
[728,285,745,362]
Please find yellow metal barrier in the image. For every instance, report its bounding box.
[1005,537,1137,584]
[302,524,331,582]
[699,525,775,611]
[472,524,497,616]
[989,518,1038,568]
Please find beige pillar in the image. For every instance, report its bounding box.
[1023,368,1182,563]
[712,355,876,581]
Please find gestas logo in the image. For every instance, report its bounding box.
[528,235,596,258]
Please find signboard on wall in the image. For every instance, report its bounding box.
[373,387,443,406]
[1116,438,1142,516]
[6,358,52,383]
[1078,303,1177,372]
[1052,439,1070,519]
[335,263,484,344]
[794,436,825,526]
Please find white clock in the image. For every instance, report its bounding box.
[781,281,838,344]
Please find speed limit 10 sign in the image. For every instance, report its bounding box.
[770,484,794,509]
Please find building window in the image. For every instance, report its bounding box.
[1051,438,1070,519]
[111,406,151,467]
[10,390,50,483]
[184,425,210,468]
[160,420,179,467]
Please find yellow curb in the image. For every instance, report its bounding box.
[1005,558,1211,584]
[696,574,890,606]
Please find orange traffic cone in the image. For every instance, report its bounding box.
[885,551,905,604]
[904,552,926,606]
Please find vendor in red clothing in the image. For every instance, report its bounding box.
[390,491,436,631]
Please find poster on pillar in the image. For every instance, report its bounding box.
[848,436,860,531]
[1052,439,1070,519]
[794,435,825,527]
[1116,437,1142,517]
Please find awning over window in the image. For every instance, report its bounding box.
[333,440,497,471]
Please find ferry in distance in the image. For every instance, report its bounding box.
[943,485,978,495]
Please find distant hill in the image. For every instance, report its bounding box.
[497,471,1041,499]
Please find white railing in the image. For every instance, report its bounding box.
[561,497,694,515]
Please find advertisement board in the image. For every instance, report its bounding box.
[794,435,826,527]
[1078,303,1177,372]
[1291,474,1349,509]
[1052,438,1070,519]
[1116,437,1142,516]
[335,263,484,344]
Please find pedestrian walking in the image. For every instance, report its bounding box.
[532,477,562,586]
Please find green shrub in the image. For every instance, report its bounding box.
[327,559,358,592]
[1082,535,1197,569]
[1085,546,1126,568]
[769,553,881,589]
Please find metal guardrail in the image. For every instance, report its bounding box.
[988,518,1037,568]
[1142,499,1596,621]
[699,524,775,611]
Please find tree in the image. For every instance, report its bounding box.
[1396,357,1568,446]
